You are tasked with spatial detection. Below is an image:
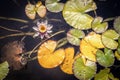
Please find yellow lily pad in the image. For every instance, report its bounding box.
[84,32,105,48]
[60,47,74,74]
[37,40,65,68]
[80,39,97,62]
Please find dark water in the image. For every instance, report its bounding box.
[0,0,120,80]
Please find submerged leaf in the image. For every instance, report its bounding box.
[96,48,114,67]
[114,16,120,34]
[0,61,9,80]
[102,30,119,49]
[92,17,108,33]
[73,57,96,80]
[63,0,97,30]
[45,0,64,12]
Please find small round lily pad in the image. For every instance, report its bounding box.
[96,48,114,67]
[102,30,119,49]
[0,61,9,80]
[73,57,96,80]
[67,29,85,46]
[92,17,108,33]
[114,16,120,34]
[45,0,64,13]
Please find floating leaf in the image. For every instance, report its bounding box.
[67,29,85,46]
[96,48,114,67]
[102,30,119,49]
[118,37,120,44]
[45,0,64,13]
[0,61,9,80]
[84,32,105,48]
[114,16,120,34]
[80,39,97,62]
[92,17,108,33]
[37,40,65,68]
[60,47,74,74]
[63,0,97,30]
[25,1,46,19]
[73,57,96,80]
[115,51,120,61]
[108,73,119,80]
[94,68,110,80]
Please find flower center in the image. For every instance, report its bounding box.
[39,25,47,33]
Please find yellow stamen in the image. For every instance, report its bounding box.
[39,25,47,33]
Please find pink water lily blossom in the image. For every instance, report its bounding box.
[33,20,53,39]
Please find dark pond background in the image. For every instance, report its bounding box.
[0,0,120,80]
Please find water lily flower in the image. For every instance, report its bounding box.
[33,20,53,39]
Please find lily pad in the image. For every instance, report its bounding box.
[114,16,120,34]
[94,68,110,80]
[115,51,120,61]
[96,48,114,67]
[92,17,108,33]
[0,61,9,80]
[80,39,97,62]
[84,32,105,48]
[67,29,85,46]
[102,30,119,49]
[25,1,46,19]
[60,47,74,74]
[73,57,96,80]
[45,0,64,13]
[63,0,97,30]
[37,40,65,68]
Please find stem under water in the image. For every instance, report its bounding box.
[0,26,22,32]
[0,17,28,23]
[0,32,35,39]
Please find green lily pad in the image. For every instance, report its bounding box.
[102,30,119,49]
[45,0,64,13]
[67,29,85,46]
[73,57,96,80]
[96,48,114,67]
[108,73,119,80]
[95,68,119,80]
[92,17,108,33]
[94,68,110,80]
[63,0,97,30]
[114,16,120,34]
[0,61,9,80]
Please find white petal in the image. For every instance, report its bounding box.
[40,34,44,39]
[33,26,39,31]
[47,25,53,30]
[45,33,50,38]
[47,30,52,33]
[33,32,39,38]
